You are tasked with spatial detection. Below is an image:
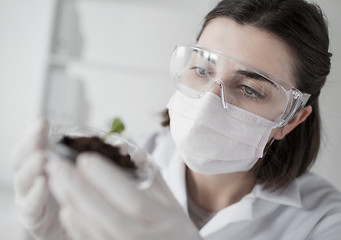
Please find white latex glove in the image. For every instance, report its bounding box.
[46,151,202,240]
[11,120,69,240]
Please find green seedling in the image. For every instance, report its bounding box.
[104,117,125,140]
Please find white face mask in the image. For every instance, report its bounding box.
[167,90,274,175]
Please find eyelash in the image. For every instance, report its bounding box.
[191,66,212,77]
[240,85,266,100]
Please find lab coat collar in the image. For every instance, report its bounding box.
[200,178,302,237]
[250,180,302,208]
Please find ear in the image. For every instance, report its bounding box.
[273,105,312,140]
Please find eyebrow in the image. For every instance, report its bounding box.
[237,70,277,87]
[192,49,278,87]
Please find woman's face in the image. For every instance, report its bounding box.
[197,17,304,140]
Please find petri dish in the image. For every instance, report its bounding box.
[48,124,156,189]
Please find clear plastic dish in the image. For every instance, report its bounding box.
[48,124,156,189]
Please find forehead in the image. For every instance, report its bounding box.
[197,17,295,87]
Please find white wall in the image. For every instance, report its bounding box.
[310,0,341,191]
[0,0,55,184]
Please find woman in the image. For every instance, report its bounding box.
[11,0,341,239]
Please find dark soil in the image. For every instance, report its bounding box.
[59,136,137,169]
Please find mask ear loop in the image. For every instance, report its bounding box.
[262,138,275,157]
[213,79,228,110]
[268,138,275,146]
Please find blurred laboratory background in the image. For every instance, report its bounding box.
[0,0,340,239]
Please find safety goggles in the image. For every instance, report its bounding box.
[170,44,310,127]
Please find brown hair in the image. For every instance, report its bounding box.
[162,0,331,190]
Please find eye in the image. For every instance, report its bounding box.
[241,85,266,100]
[191,66,212,77]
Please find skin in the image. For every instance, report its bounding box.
[186,17,312,212]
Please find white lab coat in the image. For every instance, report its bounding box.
[130,128,341,240]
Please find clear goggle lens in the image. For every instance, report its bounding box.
[170,45,310,127]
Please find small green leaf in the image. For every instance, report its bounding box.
[103,117,125,140]
[110,117,125,134]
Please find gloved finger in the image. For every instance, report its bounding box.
[77,153,166,221]
[46,155,87,207]
[11,119,49,171]
[15,175,49,226]
[46,156,129,235]
[114,143,129,156]
[59,207,97,240]
[130,149,151,169]
[14,151,46,197]
[131,149,147,163]
[60,205,141,240]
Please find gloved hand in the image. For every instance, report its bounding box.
[46,151,202,240]
[11,120,69,240]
